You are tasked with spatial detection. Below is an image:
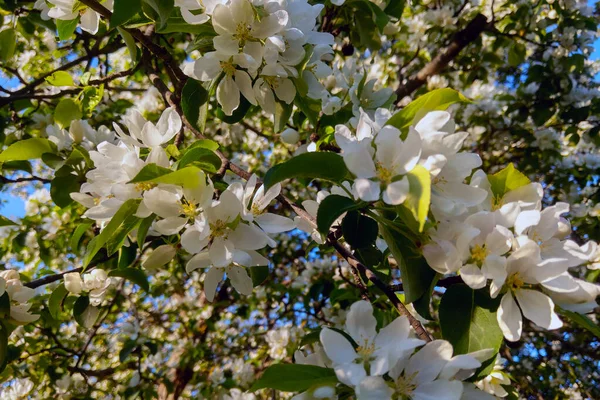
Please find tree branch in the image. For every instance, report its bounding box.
[395,13,489,103]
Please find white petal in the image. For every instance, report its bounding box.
[204,267,223,302]
[497,292,522,342]
[186,251,213,274]
[413,380,463,400]
[515,289,563,330]
[256,213,295,233]
[356,376,394,400]
[209,237,234,267]
[354,179,380,202]
[227,265,253,295]
[383,177,409,205]
[216,76,240,116]
[345,300,377,344]
[319,327,357,365]
[460,264,487,289]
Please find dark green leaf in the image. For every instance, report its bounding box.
[48,283,69,320]
[250,364,338,392]
[109,268,150,292]
[439,284,503,380]
[137,214,156,246]
[0,215,16,227]
[274,101,294,133]
[263,152,349,191]
[0,321,8,373]
[316,194,360,234]
[181,78,209,132]
[70,221,94,250]
[50,175,82,208]
[557,307,600,338]
[341,211,378,249]
[0,292,10,318]
[83,199,141,267]
[249,265,269,286]
[380,224,436,303]
[105,215,141,256]
[178,147,221,174]
[111,0,142,27]
[142,0,174,29]
[216,96,252,124]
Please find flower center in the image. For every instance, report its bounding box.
[251,203,264,216]
[135,182,157,192]
[376,163,393,184]
[356,339,376,363]
[506,273,525,291]
[220,60,237,77]
[234,23,252,44]
[210,220,229,238]
[181,200,197,219]
[470,244,488,265]
[393,372,418,399]
[263,76,279,88]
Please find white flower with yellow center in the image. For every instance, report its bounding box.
[319,301,424,387]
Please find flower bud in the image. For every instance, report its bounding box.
[64,272,84,295]
[280,128,300,144]
[69,120,85,143]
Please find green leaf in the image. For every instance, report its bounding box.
[380,224,436,303]
[72,295,90,325]
[488,163,530,198]
[83,199,141,267]
[386,88,470,132]
[183,139,219,152]
[0,321,8,373]
[263,152,349,191]
[50,175,82,208]
[403,165,431,232]
[137,214,156,246]
[54,98,82,128]
[142,0,174,30]
[316,194,360,234]
[0,138,56,162]
[249,265,269,286]
[80,85,104,117]
[508,42,526,67]
[0,29,16,62]
[294,96,320,127]
[105,215,141,256]
[385,0,405,18]
[70,221,94,250]
[181,78,209,132]
[129,163,204,188]
[274,101,294,133]
[439,284,503,380]
[109,268,150,292]
[117,27,140,63]
[178,147,221,174]
[56,18,79,40]
[1,160,33,174]
[0,292,10,318]
[48,283,69,320]
[0,215,16,226]
[156,13,218,34]
[250,364,338,392]
[412,273,440,320]
[366,2,390,32]
[111,0,142,27]
[341,211,378,249]
[557,307,600,338]
[45,71,75,87]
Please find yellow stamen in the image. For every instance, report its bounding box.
[135,182,157,192]
[470,244,488,265]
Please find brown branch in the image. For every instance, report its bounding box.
[327,232,433,342]
[0,175,51,184]
[395,13,489,103]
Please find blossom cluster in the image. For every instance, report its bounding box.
[0,270,39,324]
[184,0,334,116]
[296,301,494,400]
[327,108,600,342]
[70,107,295,301]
